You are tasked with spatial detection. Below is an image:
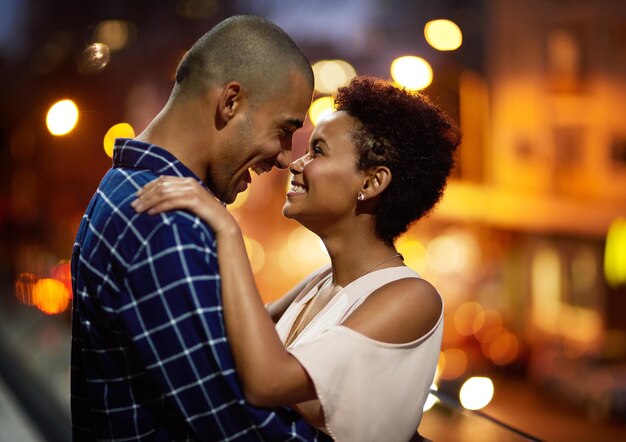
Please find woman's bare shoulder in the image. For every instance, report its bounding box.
[340,276,442,344]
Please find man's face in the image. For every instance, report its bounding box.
[211,71,313,204]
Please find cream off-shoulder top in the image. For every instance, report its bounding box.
[275,265,443,442]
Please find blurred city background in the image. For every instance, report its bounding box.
[1,0,626,440]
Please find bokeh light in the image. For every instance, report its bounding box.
[50,260,73,299]
[460,377,494,410]
[243,236,266,274]
[439,347,468,380]
[78,43,111,74]
[15,272,38,305]
[280,226,329,274]
[390,56,433,90]
[103,123,136,158]
[46,99,79,136]
[454,301,484,336]
[531,247,562,331]
[230,186,250,210]
[423,383,439,412]
[92,20,135,52]
[396,237,428,273]
[605,218,626,287]
[31,278,70,315]
[473,309,503,343]
[308,96,336,126]
[424,19,463,51]
[312,59,357,94]
[485,330,520,365]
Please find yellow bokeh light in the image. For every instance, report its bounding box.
[230,186,250,210]
[279,226,329,275]
[439,347,467,380]
[308,96,336,126]
[605,218,626,287]
[459,377,494,410]
[390,56,433,91]
[531,247,562,331]
[243,236,266,274]
[93,20,133,52]
[103,123,135,158]
[32,278,70,315]
[424,19,463,51]
[312,59,357,94]
[396,237,428,273]
[46,99,79,136]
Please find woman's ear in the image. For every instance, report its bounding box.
[360,166,392,200]
[216,82,243,124]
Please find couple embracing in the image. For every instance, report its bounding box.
[71,14,460,442]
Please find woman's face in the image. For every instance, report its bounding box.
[283,111,366,229]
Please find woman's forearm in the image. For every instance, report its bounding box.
[215,227,315,406]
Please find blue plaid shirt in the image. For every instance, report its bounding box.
[71,139,329,441]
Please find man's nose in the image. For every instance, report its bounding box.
[289,154,307,174]
[275,144,293,169]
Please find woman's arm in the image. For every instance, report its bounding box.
[132,177,317,407]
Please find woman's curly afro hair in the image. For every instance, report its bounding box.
[334,76,461,245]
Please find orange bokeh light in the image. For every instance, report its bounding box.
[50,260,73,299]
[32,278,70,315]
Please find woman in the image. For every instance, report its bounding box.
[133,76,461,441]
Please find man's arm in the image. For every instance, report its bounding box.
[117,217,247,439]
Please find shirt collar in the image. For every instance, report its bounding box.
[113,138,203,182]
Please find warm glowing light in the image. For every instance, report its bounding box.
[103,123,135,158]
[93,20,134,52]
[427,235,461,274]
[486,330,520,365]
[460,377,494,410]
[390,56,433,91]
[423,383,439,412]
[230,186,250,210]
[243,236,266,274]
[424,19,463,51]
[312,59,357,94]
[605,219,626,287]
[50,260,73,299]
[32,278,70,315]
[454,302,484,336]
[279,227,329,275]
[439,348,467,380]
[531,247,562,331]
[308,96,336,126]
[78,43,111,74]
[473,309,503,343]
[46,99,79,136]
[396,237,428,273]
[15,272,38,305]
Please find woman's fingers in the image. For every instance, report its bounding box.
[132,176,219,216]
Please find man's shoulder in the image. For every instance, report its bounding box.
[84,168,216,256]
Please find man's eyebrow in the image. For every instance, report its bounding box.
[285,118,304,129]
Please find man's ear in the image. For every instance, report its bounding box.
[216,82,243,124]
[360,166,392,200]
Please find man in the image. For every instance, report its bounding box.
[71,15,326,441]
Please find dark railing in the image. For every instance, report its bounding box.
[418,388,543,441]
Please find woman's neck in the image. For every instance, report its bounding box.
[322,230,401,288]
